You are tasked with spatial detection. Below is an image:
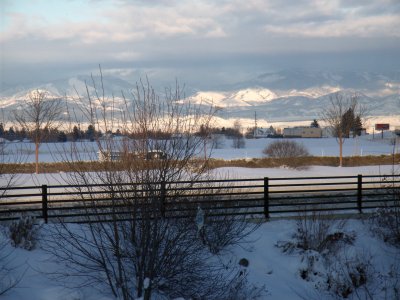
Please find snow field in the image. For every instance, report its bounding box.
[1,134,399,164]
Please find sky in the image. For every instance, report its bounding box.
[1,0,400,89]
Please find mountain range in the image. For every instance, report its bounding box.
[0,70,399,124]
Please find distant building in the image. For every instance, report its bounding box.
[98,150,124,162]
[283,126,322,138]
[253,127,276,138]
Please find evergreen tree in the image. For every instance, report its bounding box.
[86,124,95,141]
[0,123,4,137]
[7,127,15,141]
[353,116,363,136]
[197,124,209,137]
[72,126,81,141]
[58,131,67,142]
[310,119,320,128]
[17,127,27,141]
[341,108,355,138]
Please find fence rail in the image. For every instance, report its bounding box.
[0,174,399,223]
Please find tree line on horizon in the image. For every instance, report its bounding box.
[0,122,249,143]
[0,123,100,143]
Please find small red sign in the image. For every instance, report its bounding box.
[375,124,390,130]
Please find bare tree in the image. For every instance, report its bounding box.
[232,119,245,149]
[13,90,63,174]
[321,92,365,167]
[45,75,261,300]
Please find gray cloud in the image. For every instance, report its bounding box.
[1,0,399,88]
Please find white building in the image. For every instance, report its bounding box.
[283,127,322,138]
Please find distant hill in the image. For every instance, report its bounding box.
[1,70,399,124]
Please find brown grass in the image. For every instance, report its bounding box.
[0,154,399,174]
[208,154,400,170]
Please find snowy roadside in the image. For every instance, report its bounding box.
[6,164,397,188]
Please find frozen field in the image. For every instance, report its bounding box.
[1,133,399,164]
[1,133,399,187]
[211,134,398,159]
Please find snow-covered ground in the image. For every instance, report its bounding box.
[1,164,399,299]
[1,133,399,164]
[1,217,398,300]
[211,135,398,160]
[1,132,399,299]
[2,164,397,188]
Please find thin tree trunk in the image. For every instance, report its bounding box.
[144,288,151,300]
[339,137,343,167]
[35,142,39,174]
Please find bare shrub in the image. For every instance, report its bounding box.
[224,267,267,300]
[294,249,378,299]
[200,216,257,255]
[9,215,40,251]
[370,176,400,247]
[0,230,17,295]
[232,120,246,149]
[326,251,376,299]
[0,126,25,295]
[295,216,354,254]
[379,263,400,300]
[277,211,367,298]
[278,211,353,255]
[263,140,309,158]
[370,205,400,247]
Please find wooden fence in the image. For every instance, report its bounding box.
[0,174,399,223]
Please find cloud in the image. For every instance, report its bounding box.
[1,0,399,87]
[2,0,399,46]
[264,15,400,38]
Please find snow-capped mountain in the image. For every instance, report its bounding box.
[187,88,277,108]
[279,85,342,99]
[1,71,399,124]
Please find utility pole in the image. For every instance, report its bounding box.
[254,111,258,138]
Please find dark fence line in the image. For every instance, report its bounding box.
[0,174,399,223]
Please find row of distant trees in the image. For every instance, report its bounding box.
[0,123,101,143]
[0,122,247,143]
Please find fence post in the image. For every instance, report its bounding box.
[42,185,48,223]
[160,181,166,217]
[357,174,362,213]
[264,177,269,219]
